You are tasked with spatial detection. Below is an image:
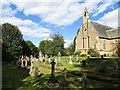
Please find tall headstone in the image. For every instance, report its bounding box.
[45,54,49,64]
[57,52,62,67]
[39,51,43,63]
[69,56,73,64]
[82,73,87,89]
[76,55,78,61]
[48,58,58,84]
[29,55,35,76]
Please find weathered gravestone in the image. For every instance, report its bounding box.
[59,68,69,89]
[45,54,49,64]
[48,58,58,84]
[81,73,87,89]
[38,51,43,63]
[65,58,68,64]
[69,56,73,64]
[77,60,81,65]
[98,60,107,73]
[21,55,28,68]
[57,52,62,67]
[114,59,119,70]
[82,60,86,66]
[29,55,35,76]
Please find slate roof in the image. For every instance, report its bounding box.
[90,21,113,38]
[106,27,120,39]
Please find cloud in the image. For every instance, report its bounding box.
[97,7,119,28]
[93,0,118,16]
[64,40,73,48]
[4,0,105,26]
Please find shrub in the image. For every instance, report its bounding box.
[74,50,81,56]
[87,48,100,57]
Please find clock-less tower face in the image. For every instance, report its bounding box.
[82,8,89,38]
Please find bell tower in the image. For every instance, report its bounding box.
[82,7,90,53]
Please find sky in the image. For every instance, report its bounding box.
[0,0,119,48]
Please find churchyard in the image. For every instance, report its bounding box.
[2,52,120,89]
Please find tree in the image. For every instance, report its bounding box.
[111,40,120,57]
[64,43,74,56]
[25,40,39,57]
[2,23,23,62]
[39,33,65,56]
[39,40,53,56]
[51,33,64,56]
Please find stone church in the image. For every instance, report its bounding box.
[75,8,120,57]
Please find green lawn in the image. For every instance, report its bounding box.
[2,57,120,89]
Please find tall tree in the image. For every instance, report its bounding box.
[2,23,23,62]
[39,40,53,56]
[25,40,39,57]
[52,33,64,56]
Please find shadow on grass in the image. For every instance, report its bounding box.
[2,63,29,89]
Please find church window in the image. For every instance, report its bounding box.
[84,12,86,17]
[103,40,106,49]
[83,38,84,49]
[88,36,90,48]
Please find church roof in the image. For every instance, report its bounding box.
[90,21,113,38]
[106,27,120,39]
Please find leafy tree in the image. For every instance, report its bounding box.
[25,40,39,57]
[111,40,120,57]
[2,23,23,62]
[39,33,65,56]
[51,33,64,56]
[64,43,74,56]
[39,40,53,56]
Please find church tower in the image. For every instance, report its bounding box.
[81,7,90,53]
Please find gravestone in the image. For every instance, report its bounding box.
[98,60,107,73]
[65,58,68,64]
[59,68,69,89]
[45,54,49,64]
[57,52,62,67]
[76,55,79,62]
[21,55,28,68]
[81,73,87,89]
[77,60,81,65]
[34,67,40,77]
[48,58,58,84]
[29,55,35,76]
[38,51,43,63]
[82,60,86,66]
[69,56,73,64]
[114,60,119,70]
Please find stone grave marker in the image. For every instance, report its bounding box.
[59,68,69,88]
[81,73,87,89]
[65,58,68,64]
[69,56,73,64]
[82,60,86,66]
[38,51,43,63]
[98,60,107,73]
[48,58,58,84]
[29,55,35,76]
[77,60,81,65]
[57,52,62,67]
[45,54,49,64]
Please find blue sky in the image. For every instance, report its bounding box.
[0,0,119,47]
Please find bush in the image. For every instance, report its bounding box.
[87,48,100,57]
[74,50,81,55]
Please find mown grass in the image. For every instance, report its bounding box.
[2,57,120,89]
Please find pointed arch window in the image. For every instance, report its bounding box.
[84,12,86,17]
